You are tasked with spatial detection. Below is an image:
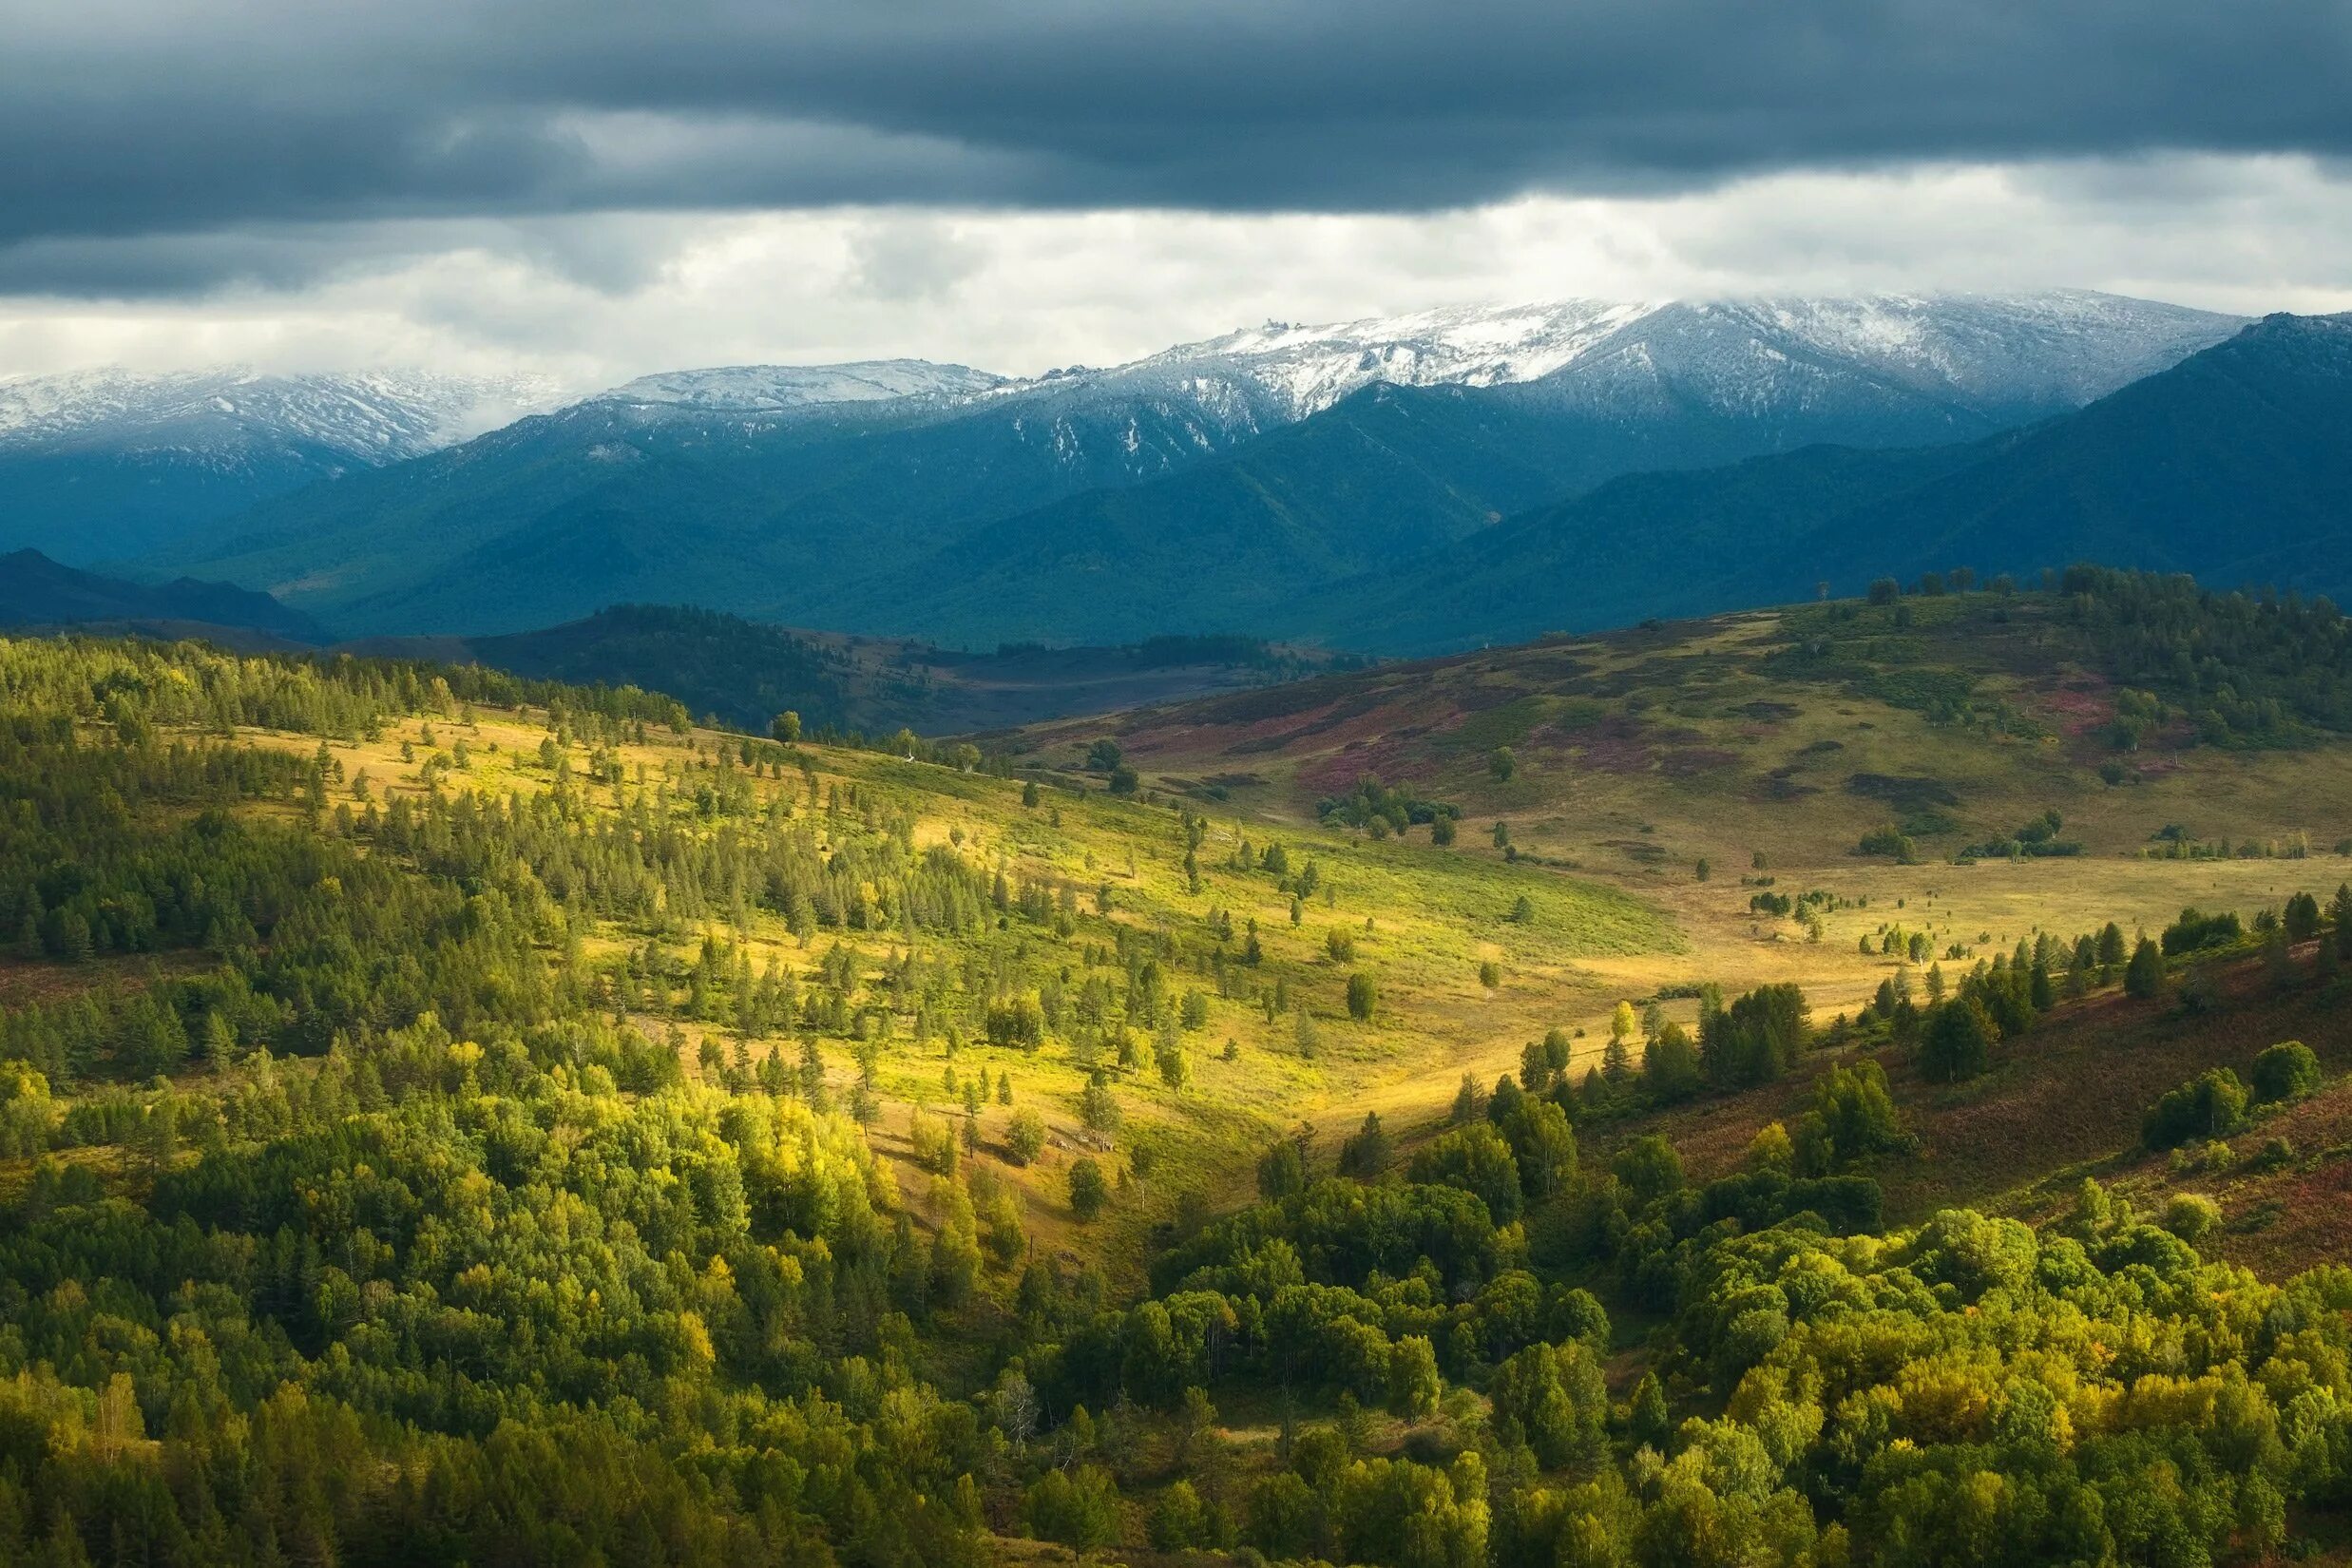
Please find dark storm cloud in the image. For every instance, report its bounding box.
[7,0,2348,293]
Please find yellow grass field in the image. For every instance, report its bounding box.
[227,598,2352,1288]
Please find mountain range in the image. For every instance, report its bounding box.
[1295,310,2352,651]
[96,290,2240,641]
[6,290,2346,666]
[0,366,564,564]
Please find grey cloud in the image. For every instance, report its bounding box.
[850,219,984,303]
[4,0,2348,294]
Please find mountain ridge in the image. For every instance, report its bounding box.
[129,290,2244,641]
[0,366,567,564]
[1291,310,2352,653]
[0,546,326,641]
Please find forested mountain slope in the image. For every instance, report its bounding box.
[1301,312,2352,653]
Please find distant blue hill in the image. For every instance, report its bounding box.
[0,548,326,643]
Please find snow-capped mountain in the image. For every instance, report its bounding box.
[997,289,2242,429]
[541,290,2237,475]
[0,366,565,465]
[599,360,1003,414]
[1010,298,1664,424]
[121,288,2256,642]
[1511,292,2246,424]
[0,366,569,564]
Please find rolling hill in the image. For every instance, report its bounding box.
[11,573,2352,1563]
[0,546,324,641]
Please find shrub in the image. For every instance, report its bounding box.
[2143,1068,2250,1150]
[1005,1107,1046,1165]
[984,998,1044,1050]
[1026,1464,1121,1550]
[1857,824,1916,861]
[2161,906,2244,955]
[2162,1192,2223,1243]
[1346,972,1378,1023]
[1068,1157,1109,1221]
[2251,1041,2322,1104]
[1149,1481,1210,1551]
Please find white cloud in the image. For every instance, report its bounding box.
[0,155,2345,386]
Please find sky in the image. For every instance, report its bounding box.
[5,0,2350,387]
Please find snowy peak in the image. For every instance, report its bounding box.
[1096,298,1670,420]
[598,360,1004,413]
[0,366,567,463]
[1640,291,2249,409]
[966,289,2243,428]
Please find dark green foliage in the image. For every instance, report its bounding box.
[1338,1111,1394,1177]
[1610,1134,1685,1207]
[1856,823,1918,861]
[1257,1136,1308,1199]
[1698,982,1810,1088]
[2251,1040,2323,1104]
[1961,808,2084,860]
[2285,889,2322,942]
[25,627,2352,1568]
[1640,1020,1703,1102]
[1406,1122,1523,1224]
[1317,773,1459,833]
[2162,906,2244,955]
[1792,1058,1907,1173]
[1497,1097,1578,1203]
[1026,1464,1122,1550]
[462,603,858,729]
[2143,1067,2251,1149]
[1487,1341,1607,1469]
[1920,995,1997,1083]
[1068,1157,1110,1221]
[2059,559,2352,747]
[2125,937,2166,998]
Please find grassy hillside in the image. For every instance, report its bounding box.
[1013,573,2352,1056]
[12,592,2352,1564]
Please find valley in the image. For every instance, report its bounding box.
[15,5,2352,1560]
[10,566,2352,1561]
